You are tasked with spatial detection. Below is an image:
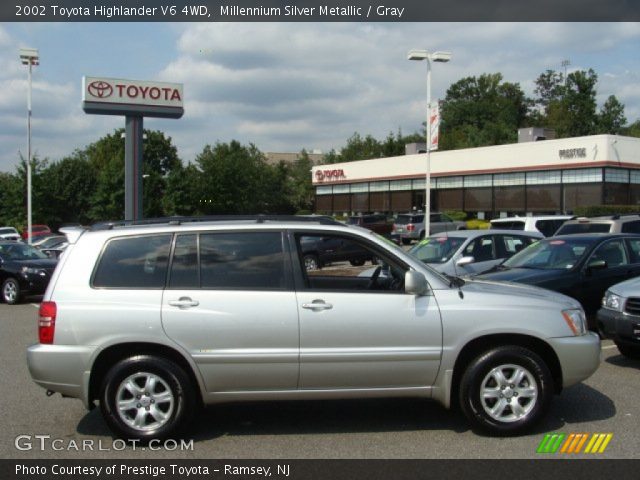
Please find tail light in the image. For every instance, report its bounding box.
[407,224,415,232]
[38,301,57,344]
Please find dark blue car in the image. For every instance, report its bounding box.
[474,234,640,329]
[0,241,57,304]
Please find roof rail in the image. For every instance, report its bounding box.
[89,215,342,231]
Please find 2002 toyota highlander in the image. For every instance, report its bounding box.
[27,216,600,441]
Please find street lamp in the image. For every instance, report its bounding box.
[408,49,451,237]
[19,48,39,245]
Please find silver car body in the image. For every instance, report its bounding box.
[27,220,599,423]
[408,229,543,277]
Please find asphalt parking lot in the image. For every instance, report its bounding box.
[1,302,638,459]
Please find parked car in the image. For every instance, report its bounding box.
[407,230,542,276]
[21,224,52,241]
[32,235,67,250]
[490,215,574,237]
[393,212,466,244]
[301,234,377,270]
[555,214,640,235]
[0,241,57,304]
[0,227,21,241]
[346,214,393,235]
[27,215,599,441]
[598,276,640,358]
[474,233,640,329]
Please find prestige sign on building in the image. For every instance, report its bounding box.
[82,76,184,118]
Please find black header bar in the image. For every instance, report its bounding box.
[4,0,640,22]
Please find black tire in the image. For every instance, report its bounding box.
[303,254,320,271]
[349,259,365,266]
[100,355,196,442]
[615,342,640,359]
[459,346,553,435]
[401,238,411,245]
[2,278,22,305]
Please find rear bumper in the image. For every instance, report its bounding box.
[548,333,601,388]
[27,343,95,406]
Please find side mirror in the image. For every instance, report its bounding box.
[456,256,475,267]
[405,270,429,296]
[587,259,607,272]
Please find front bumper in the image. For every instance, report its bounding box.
[548,332,601,388]
[597,307,640,346]
[27,343,95,407]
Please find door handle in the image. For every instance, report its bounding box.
[168,297,200,309]
[302,300,333,311]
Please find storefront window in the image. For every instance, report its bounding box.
[370,192,390,211]
[436,189,463,210]
[390,191,412,212]
[351,193,369,212]
[563,184,602,211]
[604,183,629,205]
[464,187,492,212]
[494,186,525,211]
[526,185,561,212]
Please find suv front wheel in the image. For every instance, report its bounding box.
[100,355,195,441]
[459,346,552,435]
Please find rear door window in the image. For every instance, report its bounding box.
[93,235,172,288]
[621,221,640,234]
[164,232,290,290]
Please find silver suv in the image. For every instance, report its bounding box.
[556,214,640,235]
[393,212,466,245]
[27,216,600,441]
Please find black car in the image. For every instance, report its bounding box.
[300,234,377,271]
[0,241,57,304]
[474,233,640,329]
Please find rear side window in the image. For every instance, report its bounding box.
[198,232,286,290]
[490,221,525,231]
[93,235,172,288]
[535,220,564,237]
[556,223,611,234]
[621,221,640,234]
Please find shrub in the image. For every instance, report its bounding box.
[573,205,640,217]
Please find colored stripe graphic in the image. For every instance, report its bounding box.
[537,433,613,454]
[537,433,566,453]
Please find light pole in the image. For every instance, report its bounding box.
[19,48,39,245]
[408,49,451,237]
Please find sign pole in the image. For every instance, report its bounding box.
[124,116,144,221]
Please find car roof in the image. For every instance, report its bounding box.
[545,233,640,241]
[430,229,542,239]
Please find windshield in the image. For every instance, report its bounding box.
[0,228,17,234]
[0,243,49,260]
[408,236,465,264]
[502,237,594,270]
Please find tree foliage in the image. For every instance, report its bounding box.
[439,73,530,149]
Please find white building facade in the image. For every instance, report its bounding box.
[312,134,640,218]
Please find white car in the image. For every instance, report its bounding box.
[0,227,21,242]
[490,215,574,237]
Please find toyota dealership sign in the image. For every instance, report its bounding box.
[82,76,184,118]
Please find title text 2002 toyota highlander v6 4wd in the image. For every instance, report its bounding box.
[27,216,600,441]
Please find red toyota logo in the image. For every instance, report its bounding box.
[87,80,113,99]
[315,170,325,181]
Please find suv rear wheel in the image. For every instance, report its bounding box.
[100,355,195,441]
[459,346,552,435]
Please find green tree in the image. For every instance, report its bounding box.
[39,153,97,228]
[440,73,529,149]
[194,140,291,214]
[597,95,627,134]
[323,130,423,164]
[622,119,640,138]
[285,150,315,213]
[85,128,182,221]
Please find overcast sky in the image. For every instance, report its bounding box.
[0,22,639,172]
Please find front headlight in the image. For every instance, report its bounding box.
[21,266,43,276]
[602,291,623,312]
[562,308,587,336]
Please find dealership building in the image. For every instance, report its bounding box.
[311,133,640,219]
